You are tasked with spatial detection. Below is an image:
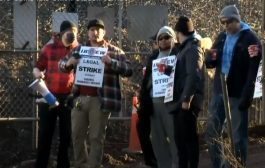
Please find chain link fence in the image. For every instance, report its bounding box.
[0,0,264,120]
[0,51,35,118]
[1,0,263,121]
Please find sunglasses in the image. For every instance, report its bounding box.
[158,35,171,41]
[220,19,235,25]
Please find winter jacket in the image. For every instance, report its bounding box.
[138,45,180,117]
[165,37,204,113]
[205,25,261,110]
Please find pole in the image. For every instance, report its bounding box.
[118,0,123,48]
[262,42,265,124]
[0,117,39,121]
[220,73,235,154]
[261,0,265,125]
[261,0,265,32]
[33,0,39,150]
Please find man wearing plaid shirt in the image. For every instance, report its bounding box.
[33,20,78,168]
[59,19,132,168]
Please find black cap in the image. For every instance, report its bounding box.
[175,16,194,36]
[87,19,105,30]
[60,20,77,33]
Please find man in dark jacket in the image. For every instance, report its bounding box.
[164,16,204,168]
[136,33,158,168]
[205,5,261,167]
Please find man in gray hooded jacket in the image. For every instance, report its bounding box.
[138,26,178,168]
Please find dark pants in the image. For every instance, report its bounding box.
[35,95,71,168]
[174,109,199,168]
[136,115,157,167]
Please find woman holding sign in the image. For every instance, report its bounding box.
[33,20,79,168]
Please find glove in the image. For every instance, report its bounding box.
[72,50,81,59]
[64,94,75,109]
[64,85,80,109]
[238,97,252,111]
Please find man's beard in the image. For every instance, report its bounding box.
[91,36,103,43]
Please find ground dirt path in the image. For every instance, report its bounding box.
[12,125,265,168]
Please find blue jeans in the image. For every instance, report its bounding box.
[205,94,248,168]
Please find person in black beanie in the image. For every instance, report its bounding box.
[60,20,78,47]
[33,20,78,168]
[163,16,204,168]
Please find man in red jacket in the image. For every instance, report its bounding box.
[33,20,78,168]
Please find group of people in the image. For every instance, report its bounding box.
[33,19,132,168]
[137,4,261,168]
[32,4,261,168]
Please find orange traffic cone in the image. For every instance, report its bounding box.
[123,96,142,153]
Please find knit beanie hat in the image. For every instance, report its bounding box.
[175,16,194,36]
[60,20,77,33]
[219,5,241,21]
[156,26,176,42]
[87,19,105,30]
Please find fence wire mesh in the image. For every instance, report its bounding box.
[0,0,264,124]
[0,52,35,118]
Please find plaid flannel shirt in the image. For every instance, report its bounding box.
[35,37,78,94]
[59,40,133,113]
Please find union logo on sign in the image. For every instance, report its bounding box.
[88,48,96,55]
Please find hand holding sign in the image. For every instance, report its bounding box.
[67,56,79,67]
[152,56,176,98]
[157,58,167,73]
[101,52,112,65]
[75,46,108,87]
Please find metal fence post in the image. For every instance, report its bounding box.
[33,0,39,150]
[261,43,265,124]
[118,0,123,48]
[262,0,265,124]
